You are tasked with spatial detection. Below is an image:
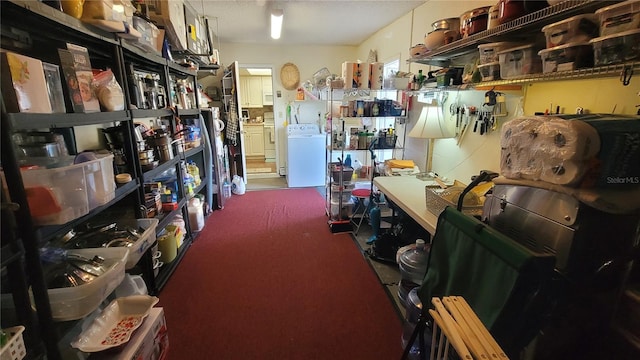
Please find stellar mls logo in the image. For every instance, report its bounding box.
[606,176,640,184]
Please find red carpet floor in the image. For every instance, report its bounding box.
[159,188,403,359]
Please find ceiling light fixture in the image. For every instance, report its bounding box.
[271,9,283,39]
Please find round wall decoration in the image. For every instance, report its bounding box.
[280,62,300,90]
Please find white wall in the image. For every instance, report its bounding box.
[356,0,501,184]
[214,43,357,172]
[215,0,638,184]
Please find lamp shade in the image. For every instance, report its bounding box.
[408,105,454,139]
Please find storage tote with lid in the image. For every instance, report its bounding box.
[541,14,599,48]
[21,158,90,225]
[497,44,543,79]
[538,42,594,73]
[477,61,501,81]
[40,247,129,321]
[595,0,640,37]
[478,41,522,64]
[589,28,640,66]
[84,153,115,210]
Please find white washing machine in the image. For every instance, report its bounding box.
[286,124,326,187]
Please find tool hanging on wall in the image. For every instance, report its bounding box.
[457,105,474,146]
[473,110,495,136]
[494,92,507,117]
[484,88,497,106]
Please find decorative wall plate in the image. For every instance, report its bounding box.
[280,62,300,90]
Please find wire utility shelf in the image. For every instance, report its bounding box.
[405,62,638,95]
[408,0,616,67]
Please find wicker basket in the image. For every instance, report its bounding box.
[1,326,26,360]
[425,187,483,217]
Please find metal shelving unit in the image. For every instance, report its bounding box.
[407,0,634,90]
[325,87,408,227]
[0,2,211,358]
[409,0,622,67]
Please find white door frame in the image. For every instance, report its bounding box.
[230,61,248,183]
[237,63,278,179]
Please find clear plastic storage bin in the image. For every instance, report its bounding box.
[541,14,599,48]
[21,158,89,226]
[330,182,355,202]
[123,219,158,269]
[132,16,160,53]
[21,155,116,225]
[595,0,640,37]
[477,61,501,81]
[477,42,521,64]
[590,28,640,66]
[497,44,543,79]
[41,247,129,321]
[85,154,116,210]
[329,199,354,219]
[538,42,594,73]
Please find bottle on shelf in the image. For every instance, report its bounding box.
[372,100,380,116]
[344,154,352,167]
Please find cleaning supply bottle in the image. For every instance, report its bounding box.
[344,154,351,168]
[367,204,381,244]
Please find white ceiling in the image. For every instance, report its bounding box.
[186,0,426,46]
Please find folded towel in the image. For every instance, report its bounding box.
[386,159,415,168]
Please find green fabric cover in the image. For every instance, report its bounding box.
[418,206,555,353]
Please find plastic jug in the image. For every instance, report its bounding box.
[188,197,205,232]
[114,274,148,297]
[398,239,430,286]
[158,233,177,263]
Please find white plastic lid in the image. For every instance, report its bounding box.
[541,14,598,32]
[595,0,640,15]
[478,41,519,49]
[537,41,592,55]
[496,43,536,54]
[477,61,500,68]
[416,239,425,248]
[588,28,640,43]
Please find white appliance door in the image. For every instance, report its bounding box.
[287,135,326,188]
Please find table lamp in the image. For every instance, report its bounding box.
[408,104,455,177]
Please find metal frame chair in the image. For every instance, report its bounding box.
[401,171,556,359]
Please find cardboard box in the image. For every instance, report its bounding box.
[0,51,53,113]
[57,49,85,113]
[145,0,187,51]
[66,43,101,112]
[92,307,169,360]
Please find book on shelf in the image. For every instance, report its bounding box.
[66,43,101,113]
[57,48,85,113]
[0,51,53,113]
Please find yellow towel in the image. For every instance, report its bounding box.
[386,159,415,169]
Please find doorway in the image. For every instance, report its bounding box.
[237,64,280,184]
